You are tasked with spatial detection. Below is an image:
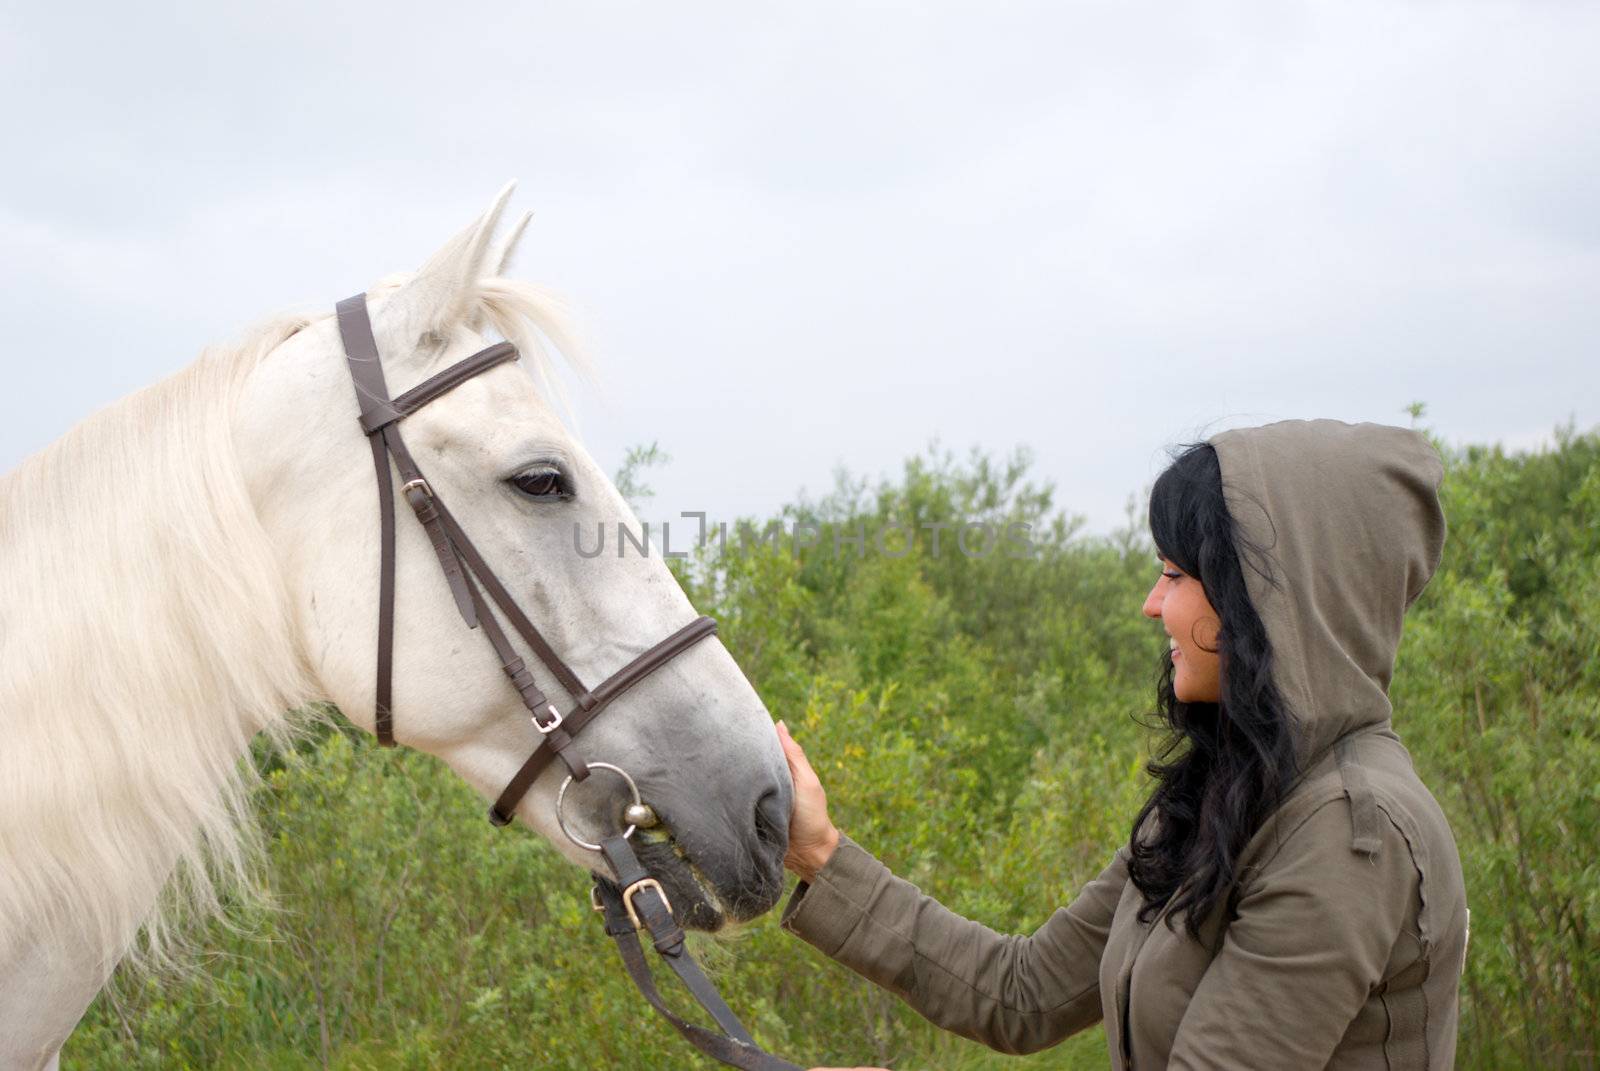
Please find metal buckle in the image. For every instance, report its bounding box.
[401,477,432,499]
[533,703,564,734]
[590,886,606,914]
[622,878,671,930]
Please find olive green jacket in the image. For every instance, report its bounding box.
[781,420,1469,1069]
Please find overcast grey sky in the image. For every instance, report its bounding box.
[3,2,1596,537]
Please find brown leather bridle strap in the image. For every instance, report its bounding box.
[335,291,802,1071]
[594,836,803,1071]
[488,615,718,825]
[428,495,590,700]
[337,295,401,744]
[336,292,717,813]
[338,296,484,742]
[360,342,518,435]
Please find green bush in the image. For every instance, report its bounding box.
[67,427,1599,1069]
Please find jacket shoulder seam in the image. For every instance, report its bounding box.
[1374,799,1433,955]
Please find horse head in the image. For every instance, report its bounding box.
[234,185,791,930]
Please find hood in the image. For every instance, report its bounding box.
[1207,419,1447,769]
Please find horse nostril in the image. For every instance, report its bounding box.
[754,786,789,857]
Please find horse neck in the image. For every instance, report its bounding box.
[0,342,315,970]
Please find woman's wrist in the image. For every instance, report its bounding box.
[794,826,841,884]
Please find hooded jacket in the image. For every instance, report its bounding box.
[780,419,1469,1069]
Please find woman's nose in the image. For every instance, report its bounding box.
[1142,583,1162,619]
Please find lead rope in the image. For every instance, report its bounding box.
[594,836,804,1071]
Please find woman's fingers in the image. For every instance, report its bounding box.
[778,719,818,785]
[776,720,841,882]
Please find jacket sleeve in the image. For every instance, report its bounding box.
[1167,800,1419,1070]
[779,832,1128,1055]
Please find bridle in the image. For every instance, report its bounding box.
[336,293,802,1071]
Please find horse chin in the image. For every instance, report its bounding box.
[628,835,726,931]
[629,832,784,933]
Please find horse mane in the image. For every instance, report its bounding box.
[0,275,583,975]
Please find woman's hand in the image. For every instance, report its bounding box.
[782,726,884,1069]
[777,720,841,883]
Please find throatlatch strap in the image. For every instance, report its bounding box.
[337,295,400,746]
[593,836,802,1071]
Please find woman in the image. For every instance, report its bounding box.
[777,419,1469,1070]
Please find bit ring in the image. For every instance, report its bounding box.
[556,762,642,851]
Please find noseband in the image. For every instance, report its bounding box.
[336,294,800,1071]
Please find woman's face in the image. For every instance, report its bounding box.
[1142,557,1223,703]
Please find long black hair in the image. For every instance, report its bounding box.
[1129,441,1301,939]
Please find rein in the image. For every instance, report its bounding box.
[335,294,801,1071]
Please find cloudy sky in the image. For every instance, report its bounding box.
[3,2,1595,537]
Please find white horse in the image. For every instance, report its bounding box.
[0,187,793,1070]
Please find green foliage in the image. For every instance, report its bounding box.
[1394,421,1600,1069]
[66,426,1599,1069]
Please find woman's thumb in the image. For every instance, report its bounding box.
[776,721,807,772]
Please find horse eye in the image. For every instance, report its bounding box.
[509,467,573,501]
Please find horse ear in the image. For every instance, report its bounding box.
[489,210,534,277]
[377,182,517,347]
[464,209,534,332]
